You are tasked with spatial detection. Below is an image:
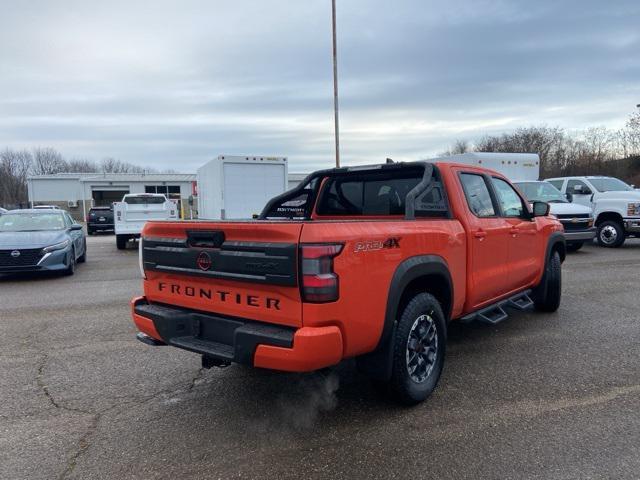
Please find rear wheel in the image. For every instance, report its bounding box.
[597,220,625,248]
[388,293,446,405]
[116,234,128,250]
[566,242,583,252]
[533,251,561,312]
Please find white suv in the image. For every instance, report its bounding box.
[545,176,640,247]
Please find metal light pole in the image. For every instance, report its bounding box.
[331,0,340,168]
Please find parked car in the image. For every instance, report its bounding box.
[513,180,595,252]
[87,206,114,235]
[33,205,61,210]
[131,161,565,404]
[114,194,178,249]
[546,175,640,247]
[0,209,86,275]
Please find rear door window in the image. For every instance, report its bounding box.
[459,173,496,217]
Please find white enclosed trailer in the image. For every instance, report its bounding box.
[434,152,540,181]
[197,155,288,220]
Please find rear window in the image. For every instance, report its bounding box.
[315,167,448,217]
[317,172,421,216]
[124,196,165,205]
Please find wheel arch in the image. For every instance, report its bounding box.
[595,210,624,226]
[546,231,566,263]
[356,255,452,381]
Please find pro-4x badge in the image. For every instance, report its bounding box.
[354,237,401,253]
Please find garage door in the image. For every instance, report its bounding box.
[223,163,285,219]
[92,189,129,206]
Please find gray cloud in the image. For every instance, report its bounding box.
[0,0,638,172]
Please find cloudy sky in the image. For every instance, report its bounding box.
[1,0,639,172]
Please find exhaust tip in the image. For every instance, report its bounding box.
[136,332,165,346]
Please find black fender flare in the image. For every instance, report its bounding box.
[545,231,566,264]
[356,255,452,381]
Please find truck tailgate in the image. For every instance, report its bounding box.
[141,221,303,327]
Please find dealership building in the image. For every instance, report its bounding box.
[27,173,197,220]
[27,171,308,221]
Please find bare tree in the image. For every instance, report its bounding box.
[100,157,146,174]
[0,149,32,207]
[67,158,99,173]
[31,147,67,175]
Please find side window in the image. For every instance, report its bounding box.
[459,173,495,217]
[567,179,589,194]
[547,179,564,191]
[492,178,525,218]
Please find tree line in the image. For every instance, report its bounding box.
[441,110,640,183]
[0,147,163,208]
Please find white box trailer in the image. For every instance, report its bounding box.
[197,155,288,220]
[433,152,540,181]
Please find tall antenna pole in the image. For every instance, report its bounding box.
[331,0,340,168]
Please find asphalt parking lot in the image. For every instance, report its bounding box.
[1,234,639,480]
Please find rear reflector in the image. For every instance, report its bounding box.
[300,244,343,303]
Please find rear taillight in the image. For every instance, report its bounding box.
[300,244,343,303]
[138,238,146,279]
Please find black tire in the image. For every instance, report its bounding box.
[78,240,86,263]
[64,248,76,276]
[566,242,583,252]
[116,234,128,250]
[388,293,447,405]
[87,228,94,236]
[533,251,561,312]
[597,220,625,248]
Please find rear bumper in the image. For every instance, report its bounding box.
[88,222,114,230]
[131,297,343,372]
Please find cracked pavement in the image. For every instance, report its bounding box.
[1,235,639,479]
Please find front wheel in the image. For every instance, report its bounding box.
[64,248,76,276]
[388,293,446,405]
[533,251,561,312]
[597,220,625,248]
[78,240,87,263]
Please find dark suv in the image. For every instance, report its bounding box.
[87,206,114,235]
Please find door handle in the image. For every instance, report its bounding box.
[473,229,487,239]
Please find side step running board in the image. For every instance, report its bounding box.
[460,290,534,325]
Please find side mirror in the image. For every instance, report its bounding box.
[70,224,83,231]
[532,201,550,217]
[565,192,573,202]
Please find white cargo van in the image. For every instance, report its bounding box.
[435,153,595,250]
[113,194,177,249]
[197,155,288,220]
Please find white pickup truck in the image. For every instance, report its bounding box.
[113,194,178,249]
[545,176,640,247]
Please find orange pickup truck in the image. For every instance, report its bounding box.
[131,161,565,404]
